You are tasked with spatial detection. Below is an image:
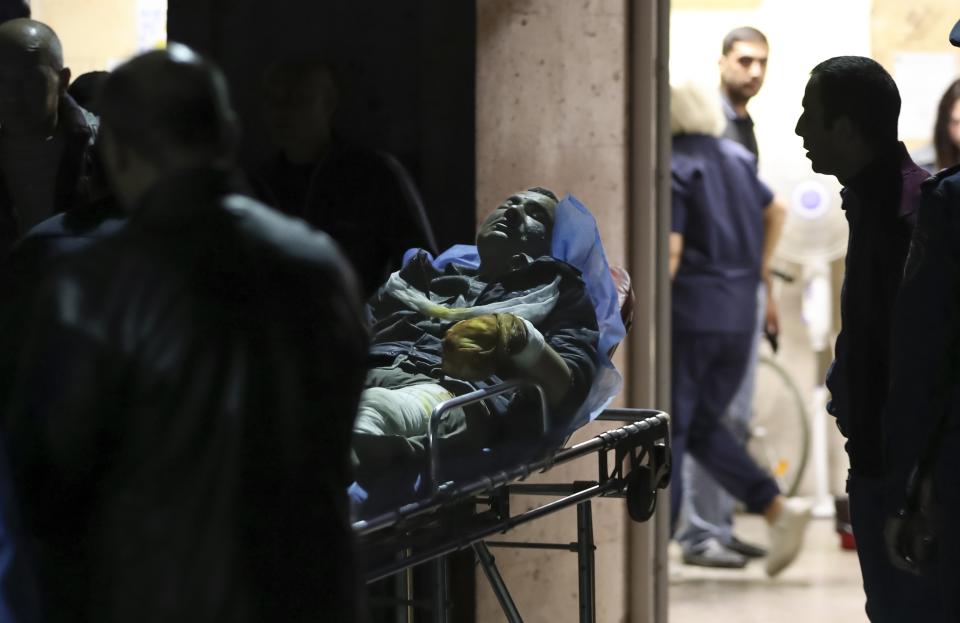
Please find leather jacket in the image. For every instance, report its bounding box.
[7,167,369,623]
[0,95,101,257]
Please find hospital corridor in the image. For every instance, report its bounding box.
[0,0,958,621]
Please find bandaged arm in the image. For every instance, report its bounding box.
[507,318,572,407]
[442,313,572,408]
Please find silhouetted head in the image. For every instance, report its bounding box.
[476,187,558,277]
[0,1,30,23]
[719,26,768,107]
[98,44,239,209]
[67,70,110,115]
[261,58,339,164]
[795,56,900,182]
[0,18,69,138]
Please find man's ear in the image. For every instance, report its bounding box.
[832,115,857,141]
[58,67,71,95]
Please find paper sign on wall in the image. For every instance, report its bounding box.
[137,0,167,51]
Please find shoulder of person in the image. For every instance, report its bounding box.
[717,136,758,168]
[220,193,353,274]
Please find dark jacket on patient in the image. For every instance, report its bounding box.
[6,167,369,623]
[365,250,599,466]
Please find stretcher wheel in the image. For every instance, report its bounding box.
[625,465,657,522]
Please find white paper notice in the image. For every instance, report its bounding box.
[894,52,959,142]
[137,0,167,52]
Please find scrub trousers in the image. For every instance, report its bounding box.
[677,284,766,552]
[670,330,780,532]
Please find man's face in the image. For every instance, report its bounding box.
[262,70,334,156]
[719,40,768,103]
[0,44,65,137]
[949,99,960,149]
[795,78,846,176]
[476,190,556,263]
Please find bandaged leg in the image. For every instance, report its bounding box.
[352,383,465,481]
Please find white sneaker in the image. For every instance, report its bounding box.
[765,497,813,577]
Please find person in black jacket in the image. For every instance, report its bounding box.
[6,44,369,623]
[881,18,960,622]
[0,19,101,256]
[796,56,940,621]
[255,58,436,297]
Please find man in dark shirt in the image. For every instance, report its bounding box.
[795,56,939,620]
[255,59,436,297]
[718,26,767,160]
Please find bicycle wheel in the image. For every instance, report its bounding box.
[747,355,810,496]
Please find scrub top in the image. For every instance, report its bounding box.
[671,133,773,333]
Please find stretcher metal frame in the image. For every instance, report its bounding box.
[353,381,671,623]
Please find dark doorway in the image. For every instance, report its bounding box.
[167,0,476,250]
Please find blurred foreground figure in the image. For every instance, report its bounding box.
[255,58,436,296]
[0,18,101,254]
[882,18,960,622]
[795,56,941,621]
[6,45,368,623]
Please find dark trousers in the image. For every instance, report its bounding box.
[933,422,960,622]
[670,330,780,531]
[847,472,943,621]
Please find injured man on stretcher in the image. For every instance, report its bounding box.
[352,187,623,490]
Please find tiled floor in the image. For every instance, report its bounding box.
[669,515,868,623]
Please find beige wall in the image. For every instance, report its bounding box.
[31,0,165,77]
[475,1,633,621]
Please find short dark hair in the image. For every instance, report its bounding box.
[527,186,558,202]
[99,46,237,167]
[67,70,110,115]
[809,56,900,147]
[721,27,768,55]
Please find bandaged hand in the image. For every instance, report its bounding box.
[442,313,542,380]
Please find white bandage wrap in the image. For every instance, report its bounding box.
[511,317,546,369]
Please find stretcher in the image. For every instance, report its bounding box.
[352,379,671,622]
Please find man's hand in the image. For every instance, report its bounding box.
[884,513,922,575]
[764,287,780,352]
[441,313,527,380]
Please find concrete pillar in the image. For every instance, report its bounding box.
[475,1,668,620]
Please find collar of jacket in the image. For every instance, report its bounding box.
[129,165,250,232]
[0,93,98,224]
[840,142,929,223]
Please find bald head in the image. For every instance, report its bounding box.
[0,19,63,71]
[0,19,69,137]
